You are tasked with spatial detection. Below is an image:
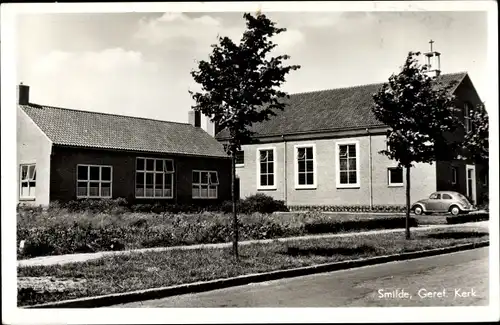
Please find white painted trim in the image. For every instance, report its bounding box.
[451,166,458,185]
[294,143,317,190]
[335,140,360,189]
[256,146,277,190]
[135,157,175,199]
[76,164,113,199]
[387,167,404,187]
[466,164,477,203]
[192,170,219,199]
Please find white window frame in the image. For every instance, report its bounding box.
[482,170,488,186]
[192,170,219,199]
[135,157,175,199]
[76,164,113,199]
[235,149,245,168]
[387,167,404,187]
[19,163,36,200]
[336,140,360,188]
[451,167,457,185]
[294,143,317,190]
[256,147,277,190]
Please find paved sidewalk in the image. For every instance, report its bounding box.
[17,221,488,268]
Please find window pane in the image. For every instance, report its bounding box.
[306,160,313,173]
[348,145,356,157]
[348,158,356,170]
[260,174,267,186]
[89,182,100,196]
[155,174,163,190]
[164,174,173,189]
[298,173,306,185]
[192,186,200,198]
[339,158,347,171]
[29,185,36,197]
[298,160,306,172]
[193,171,200,184]
[155,159,163,172]
[136,172,144,186]
[145,188,154,197]
[260,151,268,161]
[200,185,208,198]
[260,162,268,174]
[210,172,219,184]
[268,162,274,174]
[101,183,111,197]
[267,150,274,161]
[201,172,209,184]
[208,186,217,198]
[89,167,100,180]
[390,168,403,184]
[146,159,154,171]
[21,184,29,198]
[28,165,36,179]
[297,148,305,160]
[348,172,357,184]
[339,145,347,157]
[136,187,144,197]
[145,173,154,186]
[163,188,172,197]
[268,174,274,186]
[21,165,28,180]
[32,169,37,181]
[101,167,111,181]
[164,160,174,172]
[340,171,348,184]
[306,172,314,185]
[77,166,88,180]
[137,158,145,171]
[77,182,87,197]
[306,147,313,159]
[443,194,452,200]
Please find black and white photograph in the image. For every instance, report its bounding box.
[1,1,498,324]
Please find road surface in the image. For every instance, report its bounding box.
[110,247,489,307]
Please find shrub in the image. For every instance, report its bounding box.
[239,193,288,214]
[304,216,418,234]
[64,198,129,213]
[446,212,489,224]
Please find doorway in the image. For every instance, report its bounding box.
[466,165,476,204]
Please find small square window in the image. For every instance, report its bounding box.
[388,167,403,186]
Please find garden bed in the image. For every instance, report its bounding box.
[17,226,488,307]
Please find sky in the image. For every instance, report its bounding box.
[16,10,489,129]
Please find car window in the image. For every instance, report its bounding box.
[429,193,441,199]
[442,194,452,200]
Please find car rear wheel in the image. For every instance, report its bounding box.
[449,205,461,216]
[414,205,424,215]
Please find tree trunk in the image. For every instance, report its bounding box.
[405,165,411,240]
[231,152,239,260]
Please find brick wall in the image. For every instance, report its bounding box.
[50,146,232,205]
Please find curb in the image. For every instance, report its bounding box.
[23,240,489,309]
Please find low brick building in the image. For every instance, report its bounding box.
[17,84,231,206]
[215,71,488,208]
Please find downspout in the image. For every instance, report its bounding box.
[282,135,287,205]
[367,128,373,209]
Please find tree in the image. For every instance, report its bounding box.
[461,105,489,165]
[189,13,300,260]
[372,51,460,239]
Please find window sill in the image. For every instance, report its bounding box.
[19,198,35,201]
[257,187,277,191]
[235,164,244,168]
[77,196,113,199]
[336,184,360,189]
[192,197,218,200]
[388,184,404,188]
[295,185,317,190]
[135,197,174,199]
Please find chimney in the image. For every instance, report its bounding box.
[206,116,221,137]
[17,83,30,105]
[188,109,201,128]
[423,39,441,78]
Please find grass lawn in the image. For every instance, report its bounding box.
[18,226,488,307]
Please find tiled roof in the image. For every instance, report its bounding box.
[21,104,229,158]
[216,72,467,140]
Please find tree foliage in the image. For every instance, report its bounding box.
[190,12,301,155]
[372,51,460,167]
[461,105,489,165]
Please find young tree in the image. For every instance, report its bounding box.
[372,51,460,239]
[189,13,300,260]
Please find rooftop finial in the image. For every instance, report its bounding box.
[429,39,434,52]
